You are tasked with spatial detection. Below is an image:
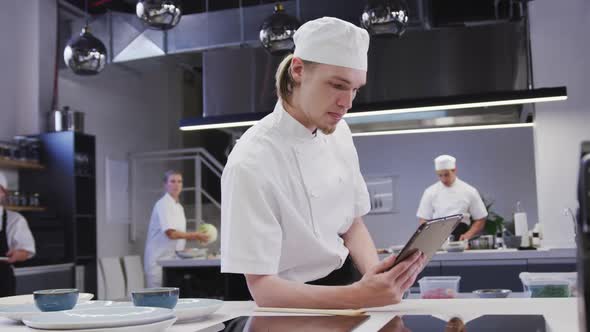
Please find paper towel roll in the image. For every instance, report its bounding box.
[514,212,529,247]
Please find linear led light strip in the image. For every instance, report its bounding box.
[343,95,567,118]
[180,120,258,131]
[179,94,566,131]
[351,123,535,137]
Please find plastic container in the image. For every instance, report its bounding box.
[418,276,461,299]
[519,272,576,298]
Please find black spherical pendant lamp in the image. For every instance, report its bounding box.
[259,3,301,56]
[63,0,107,75]
[361,0,409,37]
[136,0,182,30]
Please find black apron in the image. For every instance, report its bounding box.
[0,209,16,297]
[306,256,361,286]
[451,222,470,241]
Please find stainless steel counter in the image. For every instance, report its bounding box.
[158,248,576,268]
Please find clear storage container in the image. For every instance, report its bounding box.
[519,272,575,298]
[418,276,461,299]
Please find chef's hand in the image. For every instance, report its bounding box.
[190,232,210,243]
[353,250,426,307]
[459,233,472,241]
[6,249,29,264]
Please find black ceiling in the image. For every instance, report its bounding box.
[63,0,287,15]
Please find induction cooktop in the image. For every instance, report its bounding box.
[378,314,546,331]
[218,314,546,332]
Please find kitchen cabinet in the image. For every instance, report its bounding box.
[527,258,577,273]
[19,132,97,295]
[441,259,527,292]
[163,266,251,300]
[14,263,74,294]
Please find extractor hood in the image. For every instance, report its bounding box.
[180,87,568,132]
[59,0,569,133]
[180,16,568,133]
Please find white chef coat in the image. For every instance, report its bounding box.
[416,178,488,225]
[220,101,371,283]
[0,206,35,257]
[144,193,187,287]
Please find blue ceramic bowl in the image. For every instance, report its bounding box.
[131,287,179,309]
[33,288,79,312]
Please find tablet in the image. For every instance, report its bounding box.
[391,214,463,268]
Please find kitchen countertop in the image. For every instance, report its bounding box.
[428,247,576,261]
[13,263,74,276]
[159,257,221,267]
[1,298,577,331]
[158,248,576,268]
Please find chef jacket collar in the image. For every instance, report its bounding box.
[273,100,319,142]
[164,192,181,204]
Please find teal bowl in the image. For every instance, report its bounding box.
[131,287,179,309]
[33,288,79,312]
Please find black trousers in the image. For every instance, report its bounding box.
[0,266,16,297]
[0,210,16,297]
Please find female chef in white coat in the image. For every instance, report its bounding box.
[417,155,488,241]
[144,170,209,287]
[0,171,35,296]
[221,17,426,309]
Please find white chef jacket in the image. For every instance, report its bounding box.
[416,178,488,225]
[144,193,187,287]
[0,206,35,257]
[220,101,371,283]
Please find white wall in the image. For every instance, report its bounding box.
[354,127,538,248]
[58,61,183,262]
[529,0,590,248]
[0,0,54,140]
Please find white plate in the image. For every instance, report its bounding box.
[0,292,93,306]
[27,316,177,332]
[23,306,175,330]
[114,298,223,324]
[174,298,223,323]
[0,301,125,322]
[0,256,8,262]
[175,248,208,259]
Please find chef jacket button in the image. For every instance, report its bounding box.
[310,191,318,198]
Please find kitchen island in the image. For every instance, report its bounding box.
[0,297,578,331]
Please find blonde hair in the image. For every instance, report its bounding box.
[275,54,316,102]
[163,170,182,183]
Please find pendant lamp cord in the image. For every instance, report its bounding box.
[523,0,534,90]
[85,0,89,26]
[52,0,59,111]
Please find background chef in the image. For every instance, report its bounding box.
[417,155,488,241]
[144,170,209,287]
[0,171,35,296]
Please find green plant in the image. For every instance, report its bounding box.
[482,197,505,235]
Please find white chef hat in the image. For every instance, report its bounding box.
[293,17,370,71]
[435,155,457,171]
[0,171,6,190]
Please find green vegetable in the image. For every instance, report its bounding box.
[197,223,218,245]
[529,284,570,298]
